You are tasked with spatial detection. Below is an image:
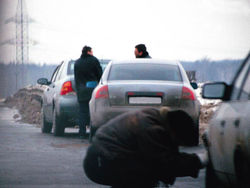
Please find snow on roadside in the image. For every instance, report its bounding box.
[195,83,221,144]
[4,85,45,125]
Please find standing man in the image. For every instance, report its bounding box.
[74,46,102,138]
[83,107,207,187]
[134,44,151,58]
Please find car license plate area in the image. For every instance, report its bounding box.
[129,97,162,104]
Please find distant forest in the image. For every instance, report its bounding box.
[0,58,243,98]
[181,58,242,83]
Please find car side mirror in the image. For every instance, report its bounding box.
[190,82,198,90]
[37,78,50,85]
[202,82,227,99]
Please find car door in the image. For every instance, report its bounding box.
[233,59,250,184]
[44,64,61,122]
[210,54,250,182]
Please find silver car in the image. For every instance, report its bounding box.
[89,59,200,144]
[37,59,108,136]
[202,52,250,188]
[37,60,79,136]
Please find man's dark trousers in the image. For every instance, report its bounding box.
[78,102,90,137]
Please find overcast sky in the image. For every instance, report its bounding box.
[0,0,250,64]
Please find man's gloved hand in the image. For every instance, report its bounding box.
[197,151,208,168]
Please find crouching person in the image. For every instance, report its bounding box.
[83,107,207,188]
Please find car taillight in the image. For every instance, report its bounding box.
[60,81,74,95]
[182,86,195,100]
[95,85,109,99]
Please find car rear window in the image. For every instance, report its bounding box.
[67,60,109,75]
[108,63,182,81]
[67,60,76,75]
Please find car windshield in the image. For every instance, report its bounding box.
[108,63,182,81]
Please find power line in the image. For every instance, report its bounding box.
[1,0,36,90]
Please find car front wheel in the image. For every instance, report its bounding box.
[41,107,52,133]
[205,162,224,188]
[52,109,64,136]
[234,149,250,188]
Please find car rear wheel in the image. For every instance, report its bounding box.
[41,107,52,133]
[53,109,65,136]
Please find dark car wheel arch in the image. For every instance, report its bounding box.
[205,161,225,188]
[234,146,250,188]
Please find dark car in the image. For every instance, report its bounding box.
[202,52,250,187]
[37,59,108,136]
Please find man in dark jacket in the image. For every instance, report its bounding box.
[74,46,102,138]
[134,44,151,58]
[83,107,207,187]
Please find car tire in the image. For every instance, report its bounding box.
[41,107,52,133]
[194,120,200,146]
[234,149,250,188]
[205,162,224,188]
[52,109,65,136]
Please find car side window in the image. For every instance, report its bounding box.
[231,57,250,100]
[239,67,250,100]
[57,61,66,81]
[51,66,60,83]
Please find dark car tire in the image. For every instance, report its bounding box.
[194,116,200,146]
[52,109,65,136]
[194,121,199,146]
[205,162,224,188]
[41,107,52,133]
[234,149,250,188]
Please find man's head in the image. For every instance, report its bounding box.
[134,44,148,58]
[160,107,197,146]
[82,45,93,57]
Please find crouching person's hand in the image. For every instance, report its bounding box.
[197,151,209,168]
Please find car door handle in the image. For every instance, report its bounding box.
[220,120,225,127]
[220,120,225,135]
[234,119,240,127]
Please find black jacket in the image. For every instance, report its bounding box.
[74,54,102,102]
[92,108,201,181]
[138,51,151,58]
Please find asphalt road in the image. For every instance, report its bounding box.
[0,104,205,188]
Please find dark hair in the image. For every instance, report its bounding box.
[82,46,92,57]
[135,44,147,53]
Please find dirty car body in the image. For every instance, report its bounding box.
[89,59,200,145]
[202,52,250,187]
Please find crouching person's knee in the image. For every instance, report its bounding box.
[83,146,108,185]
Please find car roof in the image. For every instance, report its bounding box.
[110,59,180,65]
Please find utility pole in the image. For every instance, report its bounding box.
[1,0,35,90]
